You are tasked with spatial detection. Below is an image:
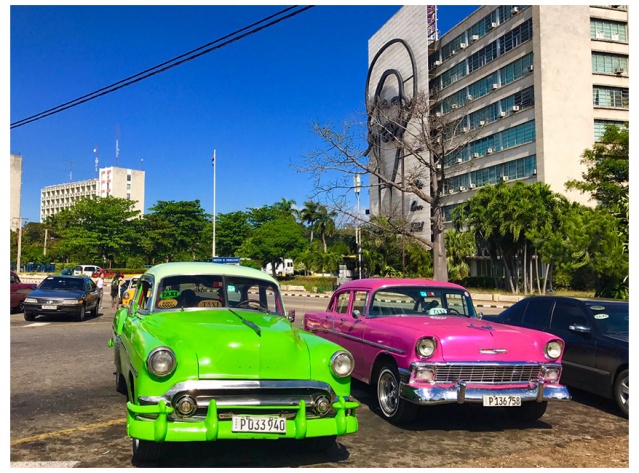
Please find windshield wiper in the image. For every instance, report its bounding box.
[228,309,262,337]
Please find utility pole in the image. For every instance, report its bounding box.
[354,175,362,279]
[13,217,27,272]
[44,228,48,256]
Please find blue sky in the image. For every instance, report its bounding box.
[8,3,479,226]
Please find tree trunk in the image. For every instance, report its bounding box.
[523,246,528,295]
[431,195,448,282]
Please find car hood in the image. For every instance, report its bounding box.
[141,309,311,379]
[375,316,556,362]
[28,288,86,299]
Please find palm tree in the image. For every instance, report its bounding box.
[314,205,337,253]
[299,200,320,243]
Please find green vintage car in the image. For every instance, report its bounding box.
[109,262,359,463]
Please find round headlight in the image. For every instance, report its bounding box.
[330,350,354,378]
[416,337,437,358]
[545,340,563,360]
[147,347,176,377]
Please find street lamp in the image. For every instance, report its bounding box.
[354,175,362,279]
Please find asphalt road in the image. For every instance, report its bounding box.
[9,298,629,468]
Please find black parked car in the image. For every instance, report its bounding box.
[489,296,628,417]
[23,275,100,322]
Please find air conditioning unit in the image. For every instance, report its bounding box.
[502,176,509,181]
[459,186,467,191]
[487,148,494,154]
[460,42,468,49]
[512,105,520,112]
[436,163,443,170]
[595,31,605,39]
[451,49,457,55]
[527,64,534,72]
[479,120,486,126]
[471,34,479,42]
[435,111,442,117]
[492,83,500,90]
[451,103,459,110]
[490,22,497,29]
[500,111,507,118]
[469,183,477,189]
[466,94,474,101]
[434,60,441,67]
[473,152,480,158]
[456,158,463,163]
[611,32,620,41]
[511,6,520,14]
[462,126,469,133]
[614,68,625,75]
[448,189,455,194]
[532,168,537,175]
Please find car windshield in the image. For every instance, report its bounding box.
[39,277,85,291]
[154,274,284,315]
[587,302,629,334]
[369,287,477,317]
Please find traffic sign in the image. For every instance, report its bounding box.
[211,257,241,264]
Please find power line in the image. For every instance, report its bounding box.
[11,6,314,129]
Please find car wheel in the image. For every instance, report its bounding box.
[115,371,127,395]
[24,311,36,322]
[91,302,98,317]
[18,301,25,313]
[376,364,417,424]
[613,369,629,418]
[132,438,164,463]
[511,401,547,423]
[76,305,86,322]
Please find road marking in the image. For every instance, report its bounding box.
[11,461,80,468]
[22,322,50,327]
[11,418,126,446]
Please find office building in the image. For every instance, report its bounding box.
[367,5,629,271]
[40,166,145,221]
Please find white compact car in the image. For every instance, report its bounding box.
[73,265,101,277]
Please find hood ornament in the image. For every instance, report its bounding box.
[479,348,508,354]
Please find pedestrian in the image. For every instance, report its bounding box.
[96,274,105,309]
[110,274,121,309]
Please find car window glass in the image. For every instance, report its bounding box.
[353,291,368,314]
[550,301,587,331]
[503,301,527,325]
[10,274,17,284]
[335,292,351,314]
[587,302,629,334]
[522,299,554,329]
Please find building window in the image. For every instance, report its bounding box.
[592,52,628,74]
[590,19,628,42]
[127,174,132,181]
[594,120,625,141]
[593,86,629,109]
[499,52,534,85]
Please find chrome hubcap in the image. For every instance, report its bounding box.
[378,369,399,416]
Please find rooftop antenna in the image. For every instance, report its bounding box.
[426,5,438,43]
[115,122,120,167]
[93,145,99,178]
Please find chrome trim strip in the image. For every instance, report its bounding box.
[336,332,406,355]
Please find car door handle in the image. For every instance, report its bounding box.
[340,318,347,322]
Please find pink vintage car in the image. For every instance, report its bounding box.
[304,278,571,424]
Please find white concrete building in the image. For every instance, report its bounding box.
[368,5,629,274]
[40,166,145,221]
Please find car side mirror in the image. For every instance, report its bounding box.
[287,309,296,323]
[476,312,484,319]
[352,309,361,318]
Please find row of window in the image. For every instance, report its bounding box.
[432,6,529,67]
[590,19,628,42]
[594,120,627,141]
[442,155,538,220]
[432,19,533,92]
[438,52,534,114]
[593,86,629,109]
[592,52,628,75]
[465,86,534,130]
[445,120,536,166]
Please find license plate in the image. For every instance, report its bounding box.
[231,415,286,434]
[482,395,522,407]
[42,305,57,310]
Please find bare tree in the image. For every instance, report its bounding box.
[293,88,484,281]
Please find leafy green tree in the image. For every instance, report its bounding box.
[314,204,337,253]
[565,123,629,211]
[46,196,140,267]
[144,200,210,262]
[444,230,476,282]
[215,210,253,257]
[299,200,321,243]
[238,216,308,277]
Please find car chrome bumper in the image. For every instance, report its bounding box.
[126,397,359,442]
[400,380,571,405]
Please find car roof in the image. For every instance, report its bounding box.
[144,262,278,284]
[335,278,468,292]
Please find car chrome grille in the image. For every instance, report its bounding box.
[433,364,542,384]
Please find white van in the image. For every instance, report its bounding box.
[73,265,101,277]
[262,259,294,277]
